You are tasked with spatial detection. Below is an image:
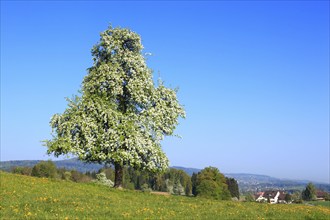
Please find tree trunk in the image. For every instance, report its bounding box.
[114,163,123,188]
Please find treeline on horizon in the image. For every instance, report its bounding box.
[9,160,239,200]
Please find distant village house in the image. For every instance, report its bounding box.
[316,191,328,201]
[255,191,286,204]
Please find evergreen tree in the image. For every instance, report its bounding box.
[226,177,240,199]
[302,182,317,201]
[191,172,198,196]
[45,26,185,188]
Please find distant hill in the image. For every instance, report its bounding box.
[0,160,43,170]
[224,173,330,193]
[1,159,329,193]
[169,167,329,193]
[171,166,201,176]
[0,158,104,173]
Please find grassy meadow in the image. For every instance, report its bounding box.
[0,171,329,220]
[306,201,330,209]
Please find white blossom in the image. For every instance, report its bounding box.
[45,26,185,173]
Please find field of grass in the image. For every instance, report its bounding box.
[306,201,330,208]
[1,171,329,219]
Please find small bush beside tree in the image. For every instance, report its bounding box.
[94,172,114,187]
[11,166,32,176]
[70,170,92,183]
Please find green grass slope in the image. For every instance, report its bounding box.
[0,172,329,220]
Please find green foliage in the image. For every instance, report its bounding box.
[116,167,192,195]
[302,183,317,201]
[245,193,255,202]
[226,177,240,199]
[141,183,152,192]
[70,170,92,183]
[11,161,94,184]
[90,166,191,194]
[325,193,330,201]
[194,167,231,200]
[11,166,32,176]
[31,161,57,178]
[196,179,222,199]
[162,168,192,195]
[285,193,292,203]
[63,171,71,181]
[191,172,198,196]
[292,190,303,203]
[2,172,330,219]
[56,167,91,183]
[99,167,115,181]
[293,199,303,204]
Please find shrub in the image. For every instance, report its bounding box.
[63,171,71,181]
[71,170,83,182]
[293,199,303,204]
[324,193,330,201]
[31,161,57,178]
[141,183,152,192]
[98,168,115,181]
[173,181,185,195]
[94,172,114,187]
[165,179,174,194]
[11,166,32,176]
[285,193,292,203]
[244,193,255,202]
[124,182,135,190]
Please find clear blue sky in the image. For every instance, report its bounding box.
[1,1,329,183]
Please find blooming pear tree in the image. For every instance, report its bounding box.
[45,26,185,188]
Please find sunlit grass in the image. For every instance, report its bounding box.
[306,201,330,209]
[1,171,329,219]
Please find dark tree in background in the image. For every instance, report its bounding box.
[284,193,292,203]
[302,182,317,201]
[226,177,240,199]
[191,172,198,196]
